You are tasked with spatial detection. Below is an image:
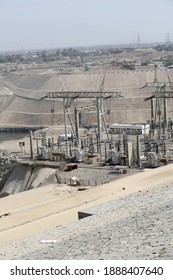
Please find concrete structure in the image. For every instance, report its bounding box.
[1,69,173,129]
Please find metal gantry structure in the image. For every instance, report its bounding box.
[142,67,173,139]
[42,90,122,157]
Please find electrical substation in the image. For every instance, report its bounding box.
[25,68,173,188]
[1,65,173,193]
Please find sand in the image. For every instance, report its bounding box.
[0,164,173,247]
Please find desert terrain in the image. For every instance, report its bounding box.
[0,163,173,259]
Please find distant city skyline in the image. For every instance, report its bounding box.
[0,0,172,52]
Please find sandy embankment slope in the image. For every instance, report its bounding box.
[0,164,173,246]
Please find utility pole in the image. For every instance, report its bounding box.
[151,98,155,136]
[74,100,80,147]
[136,135,141,168]
[29,131,33,160]
[163,96,168,135]
[63,98,69,158]
[97,72,106,154]
[97,98,102,154]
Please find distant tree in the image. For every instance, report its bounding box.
[84,64,89,71]
[164,57,173,67]
[121,60,135,70]
[153,44,173,52]
[111,60,116,66]
[41,51,47,62]
[141,61,149,66]
[0,55,6,63]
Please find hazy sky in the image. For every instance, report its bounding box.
[0,0,172,51]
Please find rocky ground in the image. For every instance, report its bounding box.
[0,179,173,260]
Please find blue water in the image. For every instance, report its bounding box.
[0,132,29,142]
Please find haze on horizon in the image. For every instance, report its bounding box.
[0,0,172,52]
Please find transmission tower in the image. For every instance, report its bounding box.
[142,67,173,139]
[137,33,141,48]
[166,32,171,45]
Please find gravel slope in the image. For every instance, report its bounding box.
[0,178,173,259]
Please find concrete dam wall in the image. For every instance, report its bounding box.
[0,164,56,195]
[0,69,173,128]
